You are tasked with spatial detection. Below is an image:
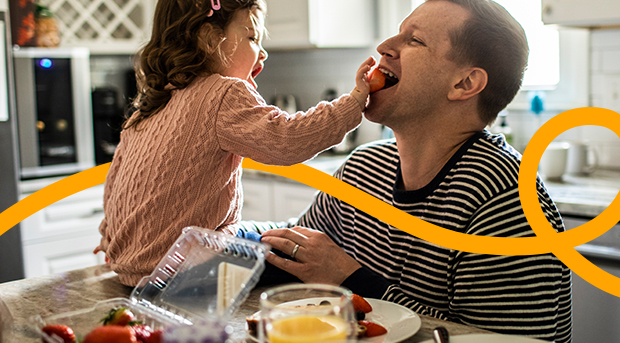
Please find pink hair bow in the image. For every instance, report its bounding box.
[207,0,220,16]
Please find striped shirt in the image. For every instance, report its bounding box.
[240,131,572,342]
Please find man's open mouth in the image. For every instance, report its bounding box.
[378,68,399,90]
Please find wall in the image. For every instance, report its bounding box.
[496,28,620,169]
[90,30,620,168]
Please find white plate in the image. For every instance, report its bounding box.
[247,297,421,343]
[419,333,549,343]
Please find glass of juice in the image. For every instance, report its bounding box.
[258,283,356,343]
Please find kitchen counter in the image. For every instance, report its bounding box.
[251,153,620,220]
[544,169,620,218]
[0,265,493,343]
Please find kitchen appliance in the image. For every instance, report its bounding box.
[92,87,122,165]
[13,47,94,179]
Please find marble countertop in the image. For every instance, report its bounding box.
[544,169,620,218]
[0,265,494,343]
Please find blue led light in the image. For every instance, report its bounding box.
[39,58,53,68]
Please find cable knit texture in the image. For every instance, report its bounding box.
[99,74,362,286]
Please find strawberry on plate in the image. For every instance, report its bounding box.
[358,320,388,338]
[41,324,76,343]
[83,325,138,343]
[101,307,138,326]
[352,294,373,314]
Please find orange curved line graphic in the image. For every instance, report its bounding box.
[0,107,618,298]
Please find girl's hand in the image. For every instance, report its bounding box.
[350,56,376,110]
[93,246,110,264]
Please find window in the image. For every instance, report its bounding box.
[497,0,559,89]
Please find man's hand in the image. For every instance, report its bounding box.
[260,227,362,285]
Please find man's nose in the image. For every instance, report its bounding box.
[377,36,399,59]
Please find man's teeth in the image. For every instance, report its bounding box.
[379,68,397,79]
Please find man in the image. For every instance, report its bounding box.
[237,0,572,341]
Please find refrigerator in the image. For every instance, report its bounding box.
[0,5,25,283]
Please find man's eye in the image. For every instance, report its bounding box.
[410,37,425,46]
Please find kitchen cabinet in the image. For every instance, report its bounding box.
[542,0,620,27]
[19,182,105,278]
[242,177,318,222]
[22,234,105,277]
[37,0,155,54]
[565,216,620,343]
[263,0,374,49]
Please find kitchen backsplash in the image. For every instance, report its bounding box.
[498,28,620,169]
[89,29,620,169]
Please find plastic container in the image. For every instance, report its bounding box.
[30,227,269,342]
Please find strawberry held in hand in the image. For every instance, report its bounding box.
[368,67,386,93]
[101,307,138,326]
[368,66,399,93]
[41,324,76,343]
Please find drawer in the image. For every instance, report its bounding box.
[20,184,105,243]
[22,234,106,278]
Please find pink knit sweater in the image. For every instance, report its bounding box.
[98,74,362,286]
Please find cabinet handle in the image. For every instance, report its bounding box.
[542,5,552,16]
[85,208,104,217]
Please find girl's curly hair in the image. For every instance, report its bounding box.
[125,0,266,130]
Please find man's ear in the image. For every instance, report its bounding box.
[448,67,488,101]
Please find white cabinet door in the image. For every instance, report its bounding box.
[542,0,620,26]
[242,177,317,222]
[39,0,155,54]
[20,184,105,244]
[242,179,275,221]
[273,182,317,221]
[22,234,105,278]
[263,0,374,49]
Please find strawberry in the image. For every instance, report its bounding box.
[83,325,138,343]
[101,307,138,326]
[368,67,386,93]
[41,324,76,343]
[130,324,153,343]
[144,329,164,343]
[351,294,373,313]
[358,320,388,337]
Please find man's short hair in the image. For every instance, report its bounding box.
[428,0,529,125]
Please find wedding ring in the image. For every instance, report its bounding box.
[291,244,300,259]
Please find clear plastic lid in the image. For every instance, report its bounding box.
[130,226,268,324]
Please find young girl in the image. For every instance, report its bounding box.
[96,0,375,286]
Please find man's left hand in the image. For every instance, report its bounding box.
[260,227,362,285]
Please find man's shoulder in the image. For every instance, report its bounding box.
[457,131,523,183]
